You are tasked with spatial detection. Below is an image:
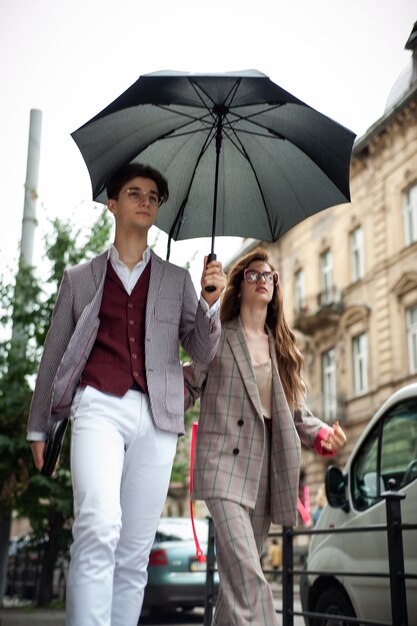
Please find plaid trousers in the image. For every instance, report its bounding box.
[206,421,279,626]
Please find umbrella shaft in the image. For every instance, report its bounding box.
[211,112,223,253]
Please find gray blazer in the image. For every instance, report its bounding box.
[27,249,220,436]
[184,317,329,526]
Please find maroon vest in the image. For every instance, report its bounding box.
[80,259,151,395]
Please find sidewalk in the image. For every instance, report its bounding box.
[0,608,66,625]
[0,586,300,626]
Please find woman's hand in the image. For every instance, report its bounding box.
[321,421,347,453]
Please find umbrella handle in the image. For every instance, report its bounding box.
[204,253,217,293]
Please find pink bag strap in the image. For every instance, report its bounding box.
[190,421,206,563]
[297,496,311,525]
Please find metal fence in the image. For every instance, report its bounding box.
[204,489,416,626]
[6,544,67,604]
[5,488,416,624]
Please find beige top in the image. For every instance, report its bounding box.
[253,359,273,419]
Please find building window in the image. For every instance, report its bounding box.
[294,269,305,313]
[320,250,333,304]
[350,226,364,282]
[352,333,368,394]
[407,305,417,373]
[403,183,417,246]
[322,348,336,421]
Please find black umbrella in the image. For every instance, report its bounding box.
[72,69,355,265]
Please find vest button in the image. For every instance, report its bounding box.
[133,371,139,377]
[233,448,239,455]
[237,419,244,426]
[128,303,133,309]
[129,320,134,325]
[132,353,138,359]
[130,337,135,343]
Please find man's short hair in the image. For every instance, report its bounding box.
[106,163,169,204]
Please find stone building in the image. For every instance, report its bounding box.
[168,22,417,522]
[260,21,417,502]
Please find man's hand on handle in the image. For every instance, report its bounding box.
[200,256,227,307]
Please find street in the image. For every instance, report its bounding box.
[139,594,305,626]
[0,596,305,626]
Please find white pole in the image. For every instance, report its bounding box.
[20,108,42,265]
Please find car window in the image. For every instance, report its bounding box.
[352,398,417,511]
[155,519,208,543]
[352,427,380,510]
[381,401,417,488]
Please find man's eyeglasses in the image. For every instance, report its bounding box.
[243,269,279,286]
[126,188,161,207]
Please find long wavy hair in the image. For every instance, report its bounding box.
[221,247,304,409]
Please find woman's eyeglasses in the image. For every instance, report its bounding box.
[243,269,279,286]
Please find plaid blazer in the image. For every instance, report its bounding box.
[184,317,328,526]
[27,249,220,436]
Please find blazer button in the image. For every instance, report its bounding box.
[237,419,244,426]
[233,448,239,455]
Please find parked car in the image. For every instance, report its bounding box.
[141,516,219,616]
[300,383,417,626]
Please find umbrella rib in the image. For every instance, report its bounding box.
[167,118,218,251]
[146,87,278,151]
[188,80,217,117]
[155,104,215,127]
[229,106,352,195]
[224,104,287,139]
[93,107,215,170]
[221,115,284,160]
[222,116,320,234]
[188,77,242,117]
[227,117,323,228]
[222,117,275,239]
[228,127,285,140]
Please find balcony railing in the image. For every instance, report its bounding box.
[293,287,344,334]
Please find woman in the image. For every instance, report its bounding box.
[184,247,346,626]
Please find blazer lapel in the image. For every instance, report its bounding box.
[145,250,164,331]
[90,251,109,289]
[75,251,108,328]
[52,251,109,410]
[227,318,263,419]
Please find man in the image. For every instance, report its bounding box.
[27,162,226,626]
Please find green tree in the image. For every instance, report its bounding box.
[0,260,44,604]
[0,208,111,606]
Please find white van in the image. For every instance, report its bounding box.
[300,383,417,626]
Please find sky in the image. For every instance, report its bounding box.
[0,0,416,290]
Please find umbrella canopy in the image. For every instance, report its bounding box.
[71,70,356,257]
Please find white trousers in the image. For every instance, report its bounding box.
[66,386,177,626]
